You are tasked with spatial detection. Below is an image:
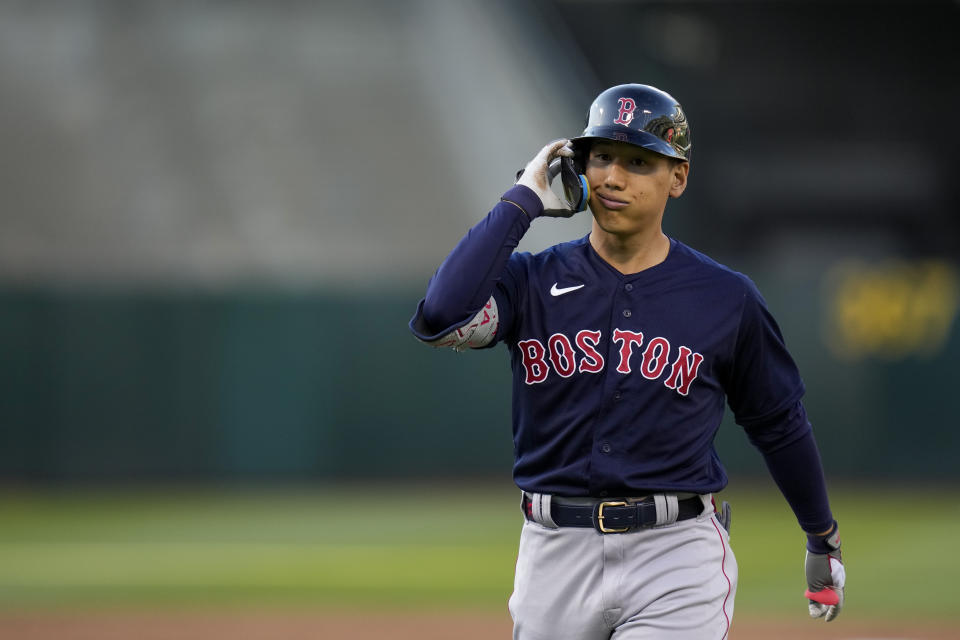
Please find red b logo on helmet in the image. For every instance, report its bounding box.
[613,97,636,125]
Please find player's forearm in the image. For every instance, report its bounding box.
[419,185,539,333]
[760,428,834,534]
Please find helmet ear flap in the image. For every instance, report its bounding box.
[560,156,589,212]
[571,139,589,175]
[562,140,590,212]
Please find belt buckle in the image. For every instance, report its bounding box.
[596,500,630,533]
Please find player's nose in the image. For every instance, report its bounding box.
[602,161,627,190]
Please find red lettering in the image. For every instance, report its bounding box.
[515,329,702,394]
[548,333,576,378]
[664,346,704,396]
[575,330,604,374]
[612,329,644,374]
[518,339,549,385]
[640,337,671,380]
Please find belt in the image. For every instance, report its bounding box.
[522,493,705,534]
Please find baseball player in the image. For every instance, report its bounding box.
[409,84,844,639]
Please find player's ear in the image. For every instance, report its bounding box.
[668,160,689,199]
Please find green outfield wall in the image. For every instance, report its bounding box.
[2,259,958,483]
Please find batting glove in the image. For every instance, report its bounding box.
[804,521,845,622]
[515,139,577,218]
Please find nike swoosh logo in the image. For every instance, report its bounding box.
[550,283,585,297]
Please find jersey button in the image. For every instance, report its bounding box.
[622,309,632,318]
[613,391,622,401]
[625,283,633,292]
[600,442,612,454]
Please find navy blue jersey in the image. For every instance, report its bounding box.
[410,186,829,528]
[487,234,807,496]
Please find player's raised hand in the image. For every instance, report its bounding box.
[803,521,845,622]
[516,139,577,218]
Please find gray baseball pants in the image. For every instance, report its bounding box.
[508,494,737,640]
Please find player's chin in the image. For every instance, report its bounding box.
[591,207,628,230]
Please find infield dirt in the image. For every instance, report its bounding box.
[0,611,955,640]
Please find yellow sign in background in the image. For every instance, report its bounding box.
[824,259,959,361]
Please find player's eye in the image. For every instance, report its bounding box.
[592,152,612,162]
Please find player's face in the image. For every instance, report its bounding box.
[585,141,689,236]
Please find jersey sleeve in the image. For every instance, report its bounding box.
[726,278,834,532]
[725,276,808,449]
[487,252,530,348]
[409,185,540,345]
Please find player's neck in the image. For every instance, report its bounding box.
[589,225,671,275]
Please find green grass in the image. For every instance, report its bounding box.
[1,481,958,619]
[0,483,522,611]
[724,482,960,617]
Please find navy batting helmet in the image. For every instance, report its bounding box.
[572,84,691,163]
